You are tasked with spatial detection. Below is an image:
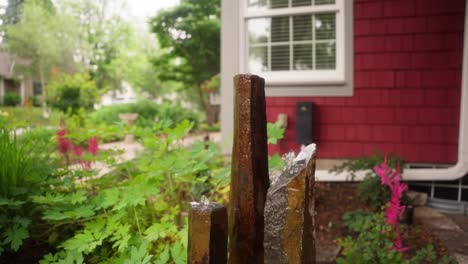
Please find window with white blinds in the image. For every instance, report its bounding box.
[244,0,348,87]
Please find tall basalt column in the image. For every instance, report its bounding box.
[264,144,317,264]
[229,74,269,264]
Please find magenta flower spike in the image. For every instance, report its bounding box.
[374,158,409,252]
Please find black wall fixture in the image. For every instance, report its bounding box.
[295,102,314,146]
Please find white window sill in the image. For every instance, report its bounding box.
[255,70,345,86]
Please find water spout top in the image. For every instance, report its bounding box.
[190,196,225,212]
[294,143,316,164]
[200,195,210,205]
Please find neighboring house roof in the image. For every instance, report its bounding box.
[0,51,30,79]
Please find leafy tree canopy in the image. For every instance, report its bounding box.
[149,0,220,110]
[2,0,81,95]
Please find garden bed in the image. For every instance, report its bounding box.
[315,182,451,263]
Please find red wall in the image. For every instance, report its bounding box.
[266,0,465,163]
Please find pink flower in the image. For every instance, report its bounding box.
[374,157,410,252]
[57,129,73,154]
[87,136,99,156]
[73,146,84,157]
[392,233,410,253]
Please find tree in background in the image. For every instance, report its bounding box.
[150,0,220,115]
[2,0,81,100]
[2,0,24,25]
[61,0,134,93]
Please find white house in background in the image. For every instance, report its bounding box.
[97,82,138,107]
[0,52,40,105]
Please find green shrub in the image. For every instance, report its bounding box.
[90,99,201,129]
[331,151,404,209]
[3,92,21,106]
[338,211,440,264]
[47,73,99,113]
[28,96,41,107]
[358,175,391,209]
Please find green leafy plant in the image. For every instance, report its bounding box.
[331,151,405,209]
[3,92,21,106]
[0,128,57,255]
[267,119,287,172]
[90,99,201,130]
[47,73,99,114]
[32,120,228,263]
[331,150,404,179]
[29,95,41,107]
[338,211,440,264]
[358,175,391,210]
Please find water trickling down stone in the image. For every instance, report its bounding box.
[264,144,317,264]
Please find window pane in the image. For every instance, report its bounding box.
[293,16,312,41]
[249,46,269,72]
[292,0,311,7]
[315,0,335,5]
[248,18,270,44]
[33,82,42,96]
[316,41,336,69]
[271,45,290,71]
[248,0,268,10]
[271,16,289,42]
[271,0,288,8]
[315,13,335,40]
[293,44,313,70]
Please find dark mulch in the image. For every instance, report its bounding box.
[0,239,51,264]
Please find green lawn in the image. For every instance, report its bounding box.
[0,106,61,128]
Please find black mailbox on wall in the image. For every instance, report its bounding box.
[295,102,314,146]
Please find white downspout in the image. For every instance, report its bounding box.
[316,0,468,182]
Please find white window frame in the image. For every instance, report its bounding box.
[240,0,354,96]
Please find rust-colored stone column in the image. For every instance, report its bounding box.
[188,201,228,264]
[229,74,269,264]
[264,144,317,264]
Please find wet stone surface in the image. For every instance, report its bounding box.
[264,145,316,264]
[229,74,269,264]
[188,202,227,264]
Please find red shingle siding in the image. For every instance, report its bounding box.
[266,0,465,163]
